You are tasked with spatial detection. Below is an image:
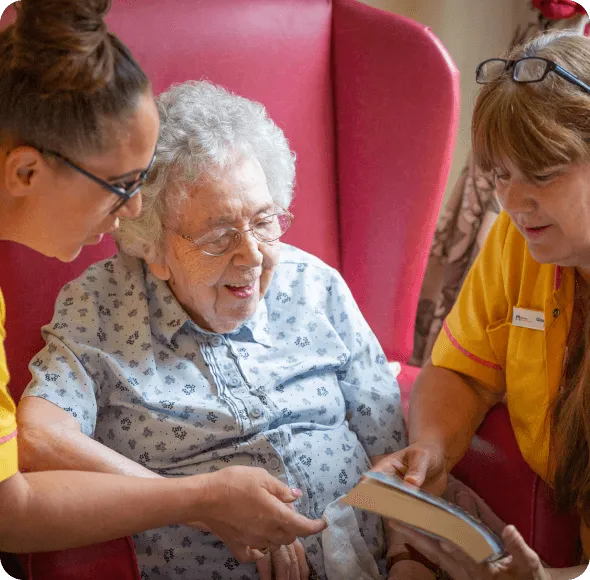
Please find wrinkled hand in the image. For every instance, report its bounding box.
[256,540,309,580]
[388,522,548,580]
[197,466,326,562]
[371,443,448,496]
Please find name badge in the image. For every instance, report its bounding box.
[512,307,545,331]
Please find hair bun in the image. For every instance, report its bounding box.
[10,0,115,94]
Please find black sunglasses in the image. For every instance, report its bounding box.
[42,148,157,213]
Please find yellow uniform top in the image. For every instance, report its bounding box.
[0,288,18,482]
[432,210,575,481]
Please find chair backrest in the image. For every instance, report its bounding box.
[0,0,459,402]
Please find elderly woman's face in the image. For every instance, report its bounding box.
[148,156,281,334]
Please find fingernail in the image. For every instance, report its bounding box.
[291,488,302,497]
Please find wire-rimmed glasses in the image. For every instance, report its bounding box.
[169,205,294,256]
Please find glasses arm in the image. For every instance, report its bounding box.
[553,64,590,95]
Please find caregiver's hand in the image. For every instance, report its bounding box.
[371,442,449,496]
[198,466,326,562]
[256,540,309,580]
[389,522,548,580]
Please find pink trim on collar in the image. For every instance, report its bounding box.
[554,266,562,291]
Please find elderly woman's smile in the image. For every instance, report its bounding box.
[147,155,281,334]
[19,80,407,579]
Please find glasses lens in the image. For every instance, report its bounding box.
[514,58,548,83]
[253,212,292,242]
[199,230,237,256]
[477,59,508,83]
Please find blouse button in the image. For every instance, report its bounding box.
[269,457,281,470]
[553,308,560,318]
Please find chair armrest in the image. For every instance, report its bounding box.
[20,537,140,580]
[453,405,580,568]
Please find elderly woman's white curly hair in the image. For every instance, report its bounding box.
[115,80,296,262]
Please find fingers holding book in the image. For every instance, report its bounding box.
[370,443,449,497]
[386,522,548,580]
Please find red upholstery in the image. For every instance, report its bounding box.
[398,365,581,568]
[452,405,581,568]
[21,538,140,580]
[0,0,460,577]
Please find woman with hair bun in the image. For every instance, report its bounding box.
[0,0,324,558]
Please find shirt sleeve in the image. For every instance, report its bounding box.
[0,290,18,482]
[327,270,408,457]
[21,284,100,437]
[431,211,511,394]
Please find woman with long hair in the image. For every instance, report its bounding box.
[377,31,590,579]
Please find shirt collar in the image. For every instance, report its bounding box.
[237,297,273,347]
[144,265,272,348]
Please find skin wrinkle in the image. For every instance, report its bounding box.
[148,155,280,334]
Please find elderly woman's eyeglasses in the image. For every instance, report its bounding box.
[41,148,157,213]
[171,207,294,257]
[476,57,590,95]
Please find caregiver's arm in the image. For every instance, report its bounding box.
[372,358,503,495]
[18,396,158,478]
[0,454,323,554]
[0,465,209,552]
[16,397,326,562]
[408,358,503,470]
[374,218,512,493]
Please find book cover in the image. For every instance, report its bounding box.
[342,471,506,564]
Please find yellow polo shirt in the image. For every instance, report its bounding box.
[0,289,18,482]
[432,210,574,482]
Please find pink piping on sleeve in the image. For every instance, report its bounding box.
[0,430,17,445]
[443,321,502,371]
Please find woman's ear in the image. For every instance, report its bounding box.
[147,260,171,281]
[3,147,46,198]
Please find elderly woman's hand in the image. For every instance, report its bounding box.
[388,523,548,580]
[197,466,326,562]
[256,540,309,580]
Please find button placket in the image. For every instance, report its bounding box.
[249,407,264,419]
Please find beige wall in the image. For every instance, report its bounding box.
[358,0,532,203]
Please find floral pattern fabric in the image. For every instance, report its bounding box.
[22,244,407,580]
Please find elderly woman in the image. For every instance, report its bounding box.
[17,81,407,580]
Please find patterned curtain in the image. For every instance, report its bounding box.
[410,7,589,367]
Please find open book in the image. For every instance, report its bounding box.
[342,472,506,564]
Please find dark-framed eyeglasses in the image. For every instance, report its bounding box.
[169,205,294,257]
[476,57,590,95]
[41,148,157,213]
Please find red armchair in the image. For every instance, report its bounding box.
[1,0,574,577]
